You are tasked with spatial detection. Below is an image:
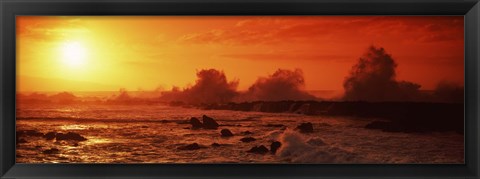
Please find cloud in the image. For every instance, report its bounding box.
[220,53,350,62]
[17,16,88,41]
[179,16,463,46]
[179,29,276,45]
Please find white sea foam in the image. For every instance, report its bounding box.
[276,129,363,163]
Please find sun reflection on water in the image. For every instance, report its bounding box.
[84,138,111,145]
[60,124,89,130]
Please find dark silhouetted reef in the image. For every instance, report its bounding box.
[202,100,463,133]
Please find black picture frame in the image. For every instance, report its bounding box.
[1,0,479,178]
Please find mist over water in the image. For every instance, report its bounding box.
[160,69,239,104]
[343,46,422,102]
[343,46,463,102]
[236,69,317,102]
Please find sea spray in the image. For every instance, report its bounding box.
[276,129,364,163]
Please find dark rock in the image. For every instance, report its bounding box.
[18,130,44,137]
[44,132,57,140]
[270,141,282,154]
[16,131,25,137]
[190,117,203,129]
[240,137,256,143]
[43,148,60,154]
[211,143,221,147]
[17,138,27,144]
[26,130,44,136]
[178,143,202,150]
[456,129,463,135]
[247,145,269,154]
[365,121,390,129]
[220,129,234,137]
[202,115,219,129]
[241,131,253,135]
[56,132,87,141]
[295,122,314,133]
[205,101,464,133]
[365,121,412,133]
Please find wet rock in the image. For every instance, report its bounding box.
[44,132,57,140]
[18,130,44,137]
[295,103,315,115]
[17,138,27,144]
[364,121,410,132]
[240,137,256,143]
[56,132,87,141]
[365,121,389,129]
[16,131,25,137]
[178,143,202,150]
[202,115,219,129]
[43,148,60,154]
[270,141,282,154]
[295,122,314,133]
[220,129,234,137]
[241,131,253,135]
[27,130,44,136]
[190,117,203,129]
[247,145,269,154]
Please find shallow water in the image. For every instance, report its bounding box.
[16,103,464,163]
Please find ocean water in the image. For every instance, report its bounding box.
[16,103,464,163]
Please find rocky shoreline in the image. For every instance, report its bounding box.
[199,100,464,133]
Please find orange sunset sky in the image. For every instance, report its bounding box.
[16,16,464,92]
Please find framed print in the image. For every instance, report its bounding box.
[1,0,479,178]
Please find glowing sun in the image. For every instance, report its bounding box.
[60,41,87,67]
